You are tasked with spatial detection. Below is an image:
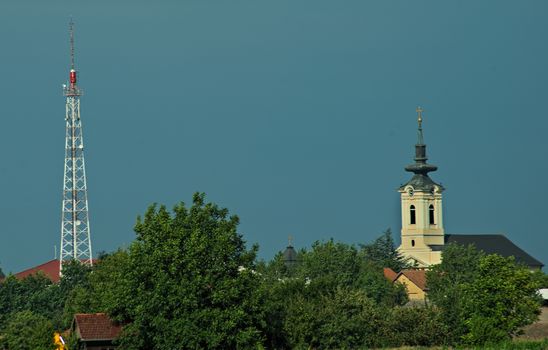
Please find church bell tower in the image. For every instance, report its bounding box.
[398,107,445,267]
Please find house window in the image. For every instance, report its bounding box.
[410,205,416,225]
[411,239,415,247]
[429,204,435,225]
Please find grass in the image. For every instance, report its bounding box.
[382,339,548,349]
[464,339,548,350]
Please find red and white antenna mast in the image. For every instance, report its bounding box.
[60,18,93,274]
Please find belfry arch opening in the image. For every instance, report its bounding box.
[410,205,416,225]
[429,204,435,225]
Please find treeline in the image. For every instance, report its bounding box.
[0,193,546,349]
[0,261,91,349]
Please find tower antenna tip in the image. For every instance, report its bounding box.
[69,18,75,71]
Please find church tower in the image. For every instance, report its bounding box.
[398,107,445,267]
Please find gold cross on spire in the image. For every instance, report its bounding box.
[416,106,423,128]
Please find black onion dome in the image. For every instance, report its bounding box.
[283,244,298,267]
[400,108,444,192]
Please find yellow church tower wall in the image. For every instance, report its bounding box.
[397,107,445,267]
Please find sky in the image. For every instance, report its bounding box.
[0,1,546,273]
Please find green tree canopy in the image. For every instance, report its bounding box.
[259,238,408,349]
[0,261,90,331]
[426,243,483,344]
[283,287,387,349]
[264,239,408,306]
[84,193,265,349]
[461,254,542,345]
[0,273,59,330]
[63,250,130,327]
[360,228,408,272]
[427,243,542,346]
[0,310,55,350]
[540,272,548,288]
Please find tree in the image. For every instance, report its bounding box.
[426,243,484,344]
[461,254,542,345]
[0,310,55,350]
[60,260,97,328]
[385,306,446,347]
[63,250,131,328]
[97,193,265,349]
[259,239,407,349]
[0,261,94,336]
[0,273,63,331]
[360,228,408,272]
[540,272,548,288]
[58,260,92,296]
[427,244,542,346]
[283,287,387,349]
[294,239,407,306]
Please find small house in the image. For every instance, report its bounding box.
[71,313,121,350]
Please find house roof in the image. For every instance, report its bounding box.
[395,269,428,291]
[445,234,544,268]
[12,259,97,283]
[73,313,122,341]
[383,267,398,281]
[14,259,61,283]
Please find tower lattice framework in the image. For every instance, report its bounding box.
[60,20,93,272]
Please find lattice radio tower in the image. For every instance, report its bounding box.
[59,19,93,272]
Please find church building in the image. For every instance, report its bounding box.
[397,108,543,270]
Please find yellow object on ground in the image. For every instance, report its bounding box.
[53,332,66,350]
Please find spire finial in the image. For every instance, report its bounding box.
[69,17,75,70]
[288,235,293,246]
[416,106,424,145]
[416,106,423,129]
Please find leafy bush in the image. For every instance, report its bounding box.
[0,310,55,350]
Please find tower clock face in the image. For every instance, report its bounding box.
[407,188,414,197]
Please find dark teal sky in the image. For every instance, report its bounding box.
[0,1,547,273]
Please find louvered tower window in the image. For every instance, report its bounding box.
[429,204,435,225]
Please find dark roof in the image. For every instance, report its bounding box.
[400,121,443,192]
[400,173,443,192]
[73,313,122,341]
[445,234,544,268]
[283,245,298,265]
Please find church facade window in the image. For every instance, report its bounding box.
[429,204,435,225]
[410,205,416,225]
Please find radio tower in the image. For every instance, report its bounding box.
[59,19,93,273]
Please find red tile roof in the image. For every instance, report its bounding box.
[14,259,61,283]
[73,313,122,341]
[396,269,428,291]
[12,259,97,283]
[383,267,398,281]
